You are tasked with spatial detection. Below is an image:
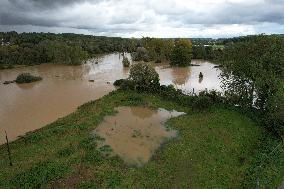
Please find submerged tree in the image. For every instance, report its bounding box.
[122,56,130,67]
[131,47,150,62]
[170,39,193,66]
[15,73,42,84]
[131,38,174,63]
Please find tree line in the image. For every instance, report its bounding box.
[0,32,138,68]
[0,32,225,69]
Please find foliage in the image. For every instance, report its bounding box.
[141,37,174,62]
[122,56,130,67]
[220,35,284,108]
[266,82,284,135]
[170,39,193,66]
[219,35,284,135]
[131,38,174,62]
[131,47,150,62]
[192,90,224,110]
[113,79,126,86]
[192,45,222,60]
[192,95,212,110]
[129,63,160,91]
[119,79,135,90]
[15,73,42,84]
[0,32,138,67]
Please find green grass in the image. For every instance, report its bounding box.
[0,90,283,188]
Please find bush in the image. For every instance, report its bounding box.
[192,95,213,110]
[199,90,224,103]
[113,78,135,90]
[122,56,130,67]
[120,79,135,90]
[15,73,42,84]
[129,63,159,91]
[113,79,126,86]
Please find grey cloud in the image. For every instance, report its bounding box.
[0,0,283,37]
[171,1,284,25]
[8,0,103,9]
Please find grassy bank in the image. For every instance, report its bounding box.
[0,90,283,188]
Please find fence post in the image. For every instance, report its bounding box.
[5,131,13,166]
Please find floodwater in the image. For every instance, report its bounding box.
[92,106,185,167]
[157,60,222,94]
[0,53,221,144]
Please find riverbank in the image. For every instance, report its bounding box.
[0,90,283,188]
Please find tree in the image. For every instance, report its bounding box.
[220,35,284,110]
[131,47,149,62]
[170,39,193,66]
[266,81,284,135]
[122,56,130,67]
[0,32,139,68]
[129,62,160,91]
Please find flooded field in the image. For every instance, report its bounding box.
[0,53,221,144]
[92,106,185,167]
[157,60,222,94]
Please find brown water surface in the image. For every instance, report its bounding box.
[92,106,185,167]
[0,53,221,144]
[157,60,222,94]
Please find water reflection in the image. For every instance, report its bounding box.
[16,81,40,90]
[198,76,203,83]
[171,67,190,86]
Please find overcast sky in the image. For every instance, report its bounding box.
[0,0,283,38]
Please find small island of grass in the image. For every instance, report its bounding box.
[15,73,42,84]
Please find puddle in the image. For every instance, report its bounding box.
[92,106,185,167]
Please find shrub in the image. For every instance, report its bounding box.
[129,63,160,91]
[192,95,213,110]
[122,56,130,67]
[113,79,126,86]
[120,79,135,90]
[199,90,224,103]
[15,73,42,84]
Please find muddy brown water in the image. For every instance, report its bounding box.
[92,106,185,167]
[0,53,221,144]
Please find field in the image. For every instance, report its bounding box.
[0,90,283,189]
